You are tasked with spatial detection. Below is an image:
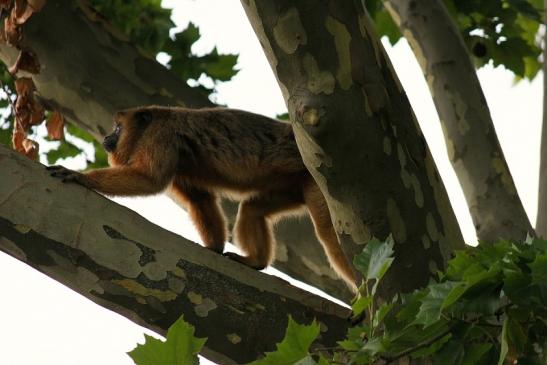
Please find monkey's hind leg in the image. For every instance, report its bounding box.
[170,182,227,254]
[229,191,303,270]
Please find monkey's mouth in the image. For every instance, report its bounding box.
[102,137,117,152]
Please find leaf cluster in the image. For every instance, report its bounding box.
[366,0,543,79]
[250,237,547,365]
[445,0,543,79]
[89,0,238,96]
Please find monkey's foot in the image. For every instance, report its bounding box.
[204,245,225,255]
[46,165,82,183]
[223,252,266,270]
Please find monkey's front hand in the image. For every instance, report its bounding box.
[223,252,267,270]
[47,165,84,184]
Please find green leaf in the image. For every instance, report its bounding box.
[410,333,451,358]
[373,301,395,328]
[506,316,527,354]
[127,316,206,365]
[89,0,174,55]
[352,295,372,318]
[433,339,465,365]
[66,123,97,143]
[506,0,541,20]
[441,282,467,309]
[46,140,82,165]
[201,48,239,82]
[0,125,11,147]
[353,236,395,281]
[315,356,330,365]
[362,337,386,355]
[338,339,361,351]
[249,316,320,365]
[498,316,509,365]
[87,141,109,169]
[461,343,492,365]
[529,252,547,285]
[276,112,289,121]
[414,281,462,327]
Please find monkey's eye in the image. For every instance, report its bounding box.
[114,124,121,134]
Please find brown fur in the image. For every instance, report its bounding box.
[48,106,357,289]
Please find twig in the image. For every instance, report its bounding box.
[379,324,455,364]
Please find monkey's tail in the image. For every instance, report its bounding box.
[303,180,358,292]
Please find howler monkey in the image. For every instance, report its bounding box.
[47,106,357,288]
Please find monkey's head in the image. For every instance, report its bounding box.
[104,108,155,165]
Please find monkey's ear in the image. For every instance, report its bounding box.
[135,110,153,125]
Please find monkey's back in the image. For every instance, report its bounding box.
[170,107,308,192]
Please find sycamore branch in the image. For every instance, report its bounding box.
[0,145,350,365]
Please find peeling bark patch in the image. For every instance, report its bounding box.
[428,260,439,275]
[227,333,242,344]
[167,276,186,294]
[426,213,440,242]
[421,235,431,249]
[325,16,352,90]
[195,298,218,317]
[397,143,423,206]
[145,296,167,314]
[14,224,31,234]
[272,7,307,54]
[387,198,407,243]
[188,291,203,304]
[112,279,177,302]
[302,53,335,95]
[187,291,217,317]
[171,266,187,279]
[103,225,156,266]
[409,174,424,208]
[444,133,456,162]
[492,157,517,195]
[303,108,321,126]
[451,93,471,135]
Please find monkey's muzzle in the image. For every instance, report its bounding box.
[102,134,118,152]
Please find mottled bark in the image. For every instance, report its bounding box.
[385,0,533,242]
[0,0,353,301]
[241,0,464,299]
[536,0,547,237]
[0,145,349,365]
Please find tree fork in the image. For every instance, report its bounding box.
[241,0,464,300]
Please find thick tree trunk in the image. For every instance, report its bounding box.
[241,1,464,300]
[536,0,547,237]
[385,0,533,242]
[0,144,349,365]
[0,0,353,301]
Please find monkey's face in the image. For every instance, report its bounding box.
[103,123,121,153]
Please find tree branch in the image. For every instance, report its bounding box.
[385,0,533,241]
[0,145,349,365]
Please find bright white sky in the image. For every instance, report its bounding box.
[0,0,543,364]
